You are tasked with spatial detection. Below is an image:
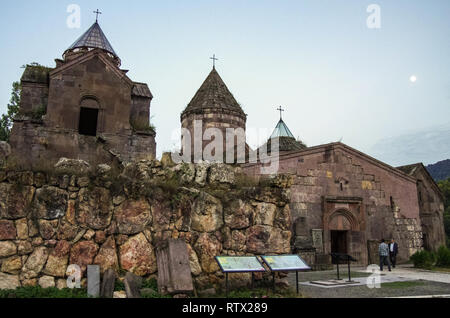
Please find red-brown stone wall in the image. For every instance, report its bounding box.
[46,55,132,134]
[242,143,424,265]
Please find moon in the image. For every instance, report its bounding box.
[409,75,417,83]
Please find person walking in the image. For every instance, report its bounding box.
[389,238,398,268]
[379,239,391,271]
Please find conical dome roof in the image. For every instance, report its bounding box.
[259,118,307,153]
[182,68,246,116]
[270,119,295,139]
[65,22,118,58]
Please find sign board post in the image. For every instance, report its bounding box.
[330,253,358,282]
[261,255,311,294]
[215,256,266,297]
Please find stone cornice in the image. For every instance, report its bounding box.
[242,142,418,184]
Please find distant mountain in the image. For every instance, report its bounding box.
[369,123,450,167]
[427,159,450,182]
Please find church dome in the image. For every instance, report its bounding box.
[63,22,120,66]
[181,67,247,120]
[259,117,307,153]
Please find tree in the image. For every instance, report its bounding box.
[0,81,21,141]
[438,178,450,246]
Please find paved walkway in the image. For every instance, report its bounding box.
[355,265,450,284]
[300,274,416,289]
[288,265,450,298]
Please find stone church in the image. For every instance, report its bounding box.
[181,66,446,266]
[7,19,445,268]
[9,21,156,165]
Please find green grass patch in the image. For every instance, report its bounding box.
[0,286,88,298]
[213,287,303,299]
[429,267,450,273]
[381,281,425,289]
[141,278,158,290]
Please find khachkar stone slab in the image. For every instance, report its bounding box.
[124,272,142,298]
[87,265,100,298]
[311,229,324,253]
[156,239,194,295]
[100,268,116,298]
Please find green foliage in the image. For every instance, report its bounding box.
[139,278,172,298]
[141,277,158,290]
[438,178,450,207]
[436,245,450,267]
[0,81,21,141]
[28,103,47,120]
[114,279,125,292]
[410,250,435,269]
[0,286,88,298]
[438,178,450,247]
[130,118,156,134]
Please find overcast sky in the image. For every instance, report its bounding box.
[1,0,449,165]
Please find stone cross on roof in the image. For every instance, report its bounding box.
[93,9,102,23]
[277,106,285,120]
[210,54,218,69]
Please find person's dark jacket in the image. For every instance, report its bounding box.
[389,242,398,255]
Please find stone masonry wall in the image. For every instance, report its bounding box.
[242,143,424,265]
[0,157,292,291]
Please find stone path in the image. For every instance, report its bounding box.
[300,274,416,289]
[355,265,450,284]
[286,265,450,298]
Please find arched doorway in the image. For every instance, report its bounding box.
[328,210,358,255]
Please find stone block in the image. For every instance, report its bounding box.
[0,272,20,290]
[100,268,116,298]
[156,239,194,295]
[124,272,142,298]
[87,265,100,298]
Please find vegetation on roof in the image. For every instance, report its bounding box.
[21,62,53,84]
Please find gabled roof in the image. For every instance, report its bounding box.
[397,164,422,177]
[132,82,153,98]
[397,163,444,200]
[50,49,133,88]
[65,22,118,58]
[182,68,246,116]
[244,142,419,183]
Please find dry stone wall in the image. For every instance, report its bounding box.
[0,157,292,290]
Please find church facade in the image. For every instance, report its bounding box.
[181,67,446,266]
[9,21,156,165]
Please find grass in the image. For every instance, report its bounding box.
[381,281,425,289]
[425,267,450,273]
[213,287,303,299]
[0,286,88,298]
[130,119,156,134]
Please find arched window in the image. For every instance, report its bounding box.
[78,97,99,136]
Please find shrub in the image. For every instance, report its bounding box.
[410,250,435,269]
[130,119,155,134]
[436,245,450,267]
